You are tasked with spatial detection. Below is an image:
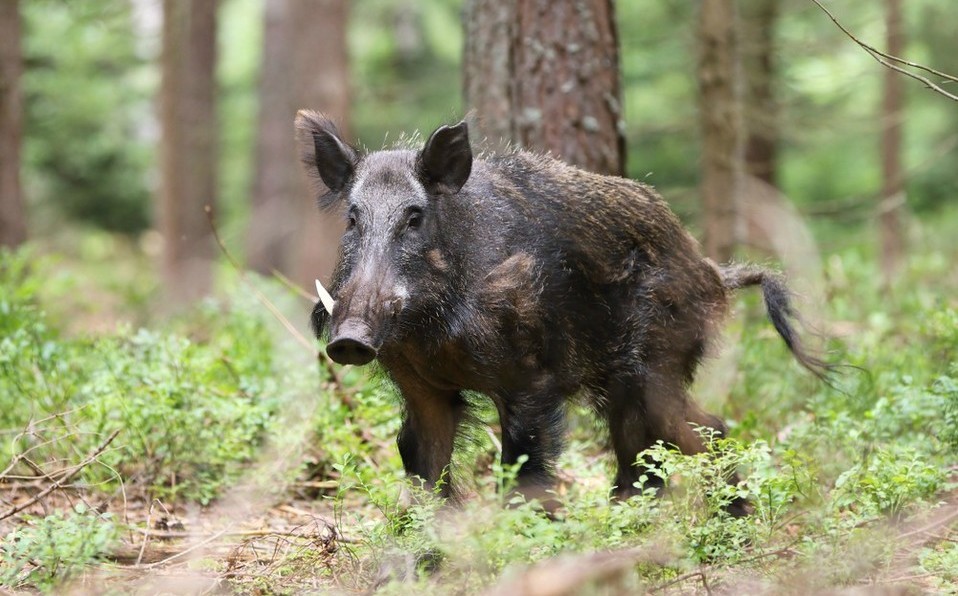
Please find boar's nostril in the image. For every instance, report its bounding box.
[327,337,378,366]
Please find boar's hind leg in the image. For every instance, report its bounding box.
[642,374,750,517]
[604,371,749,516]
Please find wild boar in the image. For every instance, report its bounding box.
[297,111,826,515]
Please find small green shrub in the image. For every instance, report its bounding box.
[833,446,945,517]
[0,252,282,504]
[920,541,958,594]
[936,369,958,451]
[0,505,118,591]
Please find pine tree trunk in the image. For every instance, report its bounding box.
[463,0,625,176]
[291,0,351,289]
[741,0,778,187]
[247,0,349,289]
[159,0,219,305]
[247,0,298,276]
[697,0,745,262]
[880,0,905,285]
[0,0,27,248]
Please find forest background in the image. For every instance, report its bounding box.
[1,0,957,593]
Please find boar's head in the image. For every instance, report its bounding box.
[296,111,473,366]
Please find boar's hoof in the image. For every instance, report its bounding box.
[507,484,564,520]
[327,336,377,366]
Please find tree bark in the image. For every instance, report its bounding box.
[463,0,625,177]
[247,0,298,276]
[291,0,350,289]
[247,0,349,289]
[159,0,218,305]
[880,0,905,286]
[0,0,27,249]
[696,0,745,263]
[741,0,778,187]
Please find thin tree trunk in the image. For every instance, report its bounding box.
[0,0,27,248]
[159,0,218,306]
[291,0,350,289]
[249,0,350,289]
[741,0,778,187]
[697,0,745,262]
[247,0,298,276]
[880,0,905,285]
[463,0,625,176]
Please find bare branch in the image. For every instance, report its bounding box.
[0,428,120,521]
[808,0,958,102]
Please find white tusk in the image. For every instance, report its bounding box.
[315,279,336,314]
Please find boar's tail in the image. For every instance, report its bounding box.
[720,263,832,381]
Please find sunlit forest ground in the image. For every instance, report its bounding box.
[2,202,956,593]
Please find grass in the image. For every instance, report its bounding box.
[0,206,956,593]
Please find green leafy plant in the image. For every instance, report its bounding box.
[0,505,118,591]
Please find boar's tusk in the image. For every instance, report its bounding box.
[315,279,336,314]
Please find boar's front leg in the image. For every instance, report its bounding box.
[391,367,467,500]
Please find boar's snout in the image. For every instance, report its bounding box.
[327,320,379,366]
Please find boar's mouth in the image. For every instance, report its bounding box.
[326,319,379,366]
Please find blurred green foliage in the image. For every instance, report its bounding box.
[18,0,958,235]
[1,505,118,591]
[0,250,282,504]
[22,1,153,234]
[5,1,958,591]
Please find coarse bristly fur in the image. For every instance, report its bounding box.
[297,110,832,517]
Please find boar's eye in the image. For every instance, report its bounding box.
[346,208,358,230]
[406,207,424,231]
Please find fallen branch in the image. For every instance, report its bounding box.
[289,480,340,490]
[897,503,958,542]
[112,522,354,569]
[130,525,353,543]
[137,529,229,569]
[0,429,120,521]
[485,545,674,596]
[649,570,711,595]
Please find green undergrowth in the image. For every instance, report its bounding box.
[1,504,118,591]
[2,208,958,593]
[0,250,304,506]
[297,216,958,593]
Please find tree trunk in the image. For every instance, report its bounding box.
[463,0,625,176]
[291,0,350,289]
[880,0,905,286]
[741,0,778,187]
[159,0,219,306]
[247,0,298,277]
[247,0,349,289]
[696,0,745,263]
[0,0,27,248]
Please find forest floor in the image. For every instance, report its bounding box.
[2,211,958,594]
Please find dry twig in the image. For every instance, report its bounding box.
[0,429,121,521]
[650,570,713,595]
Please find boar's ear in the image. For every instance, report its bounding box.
[295,110,358,198]
[416,121,472,194]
